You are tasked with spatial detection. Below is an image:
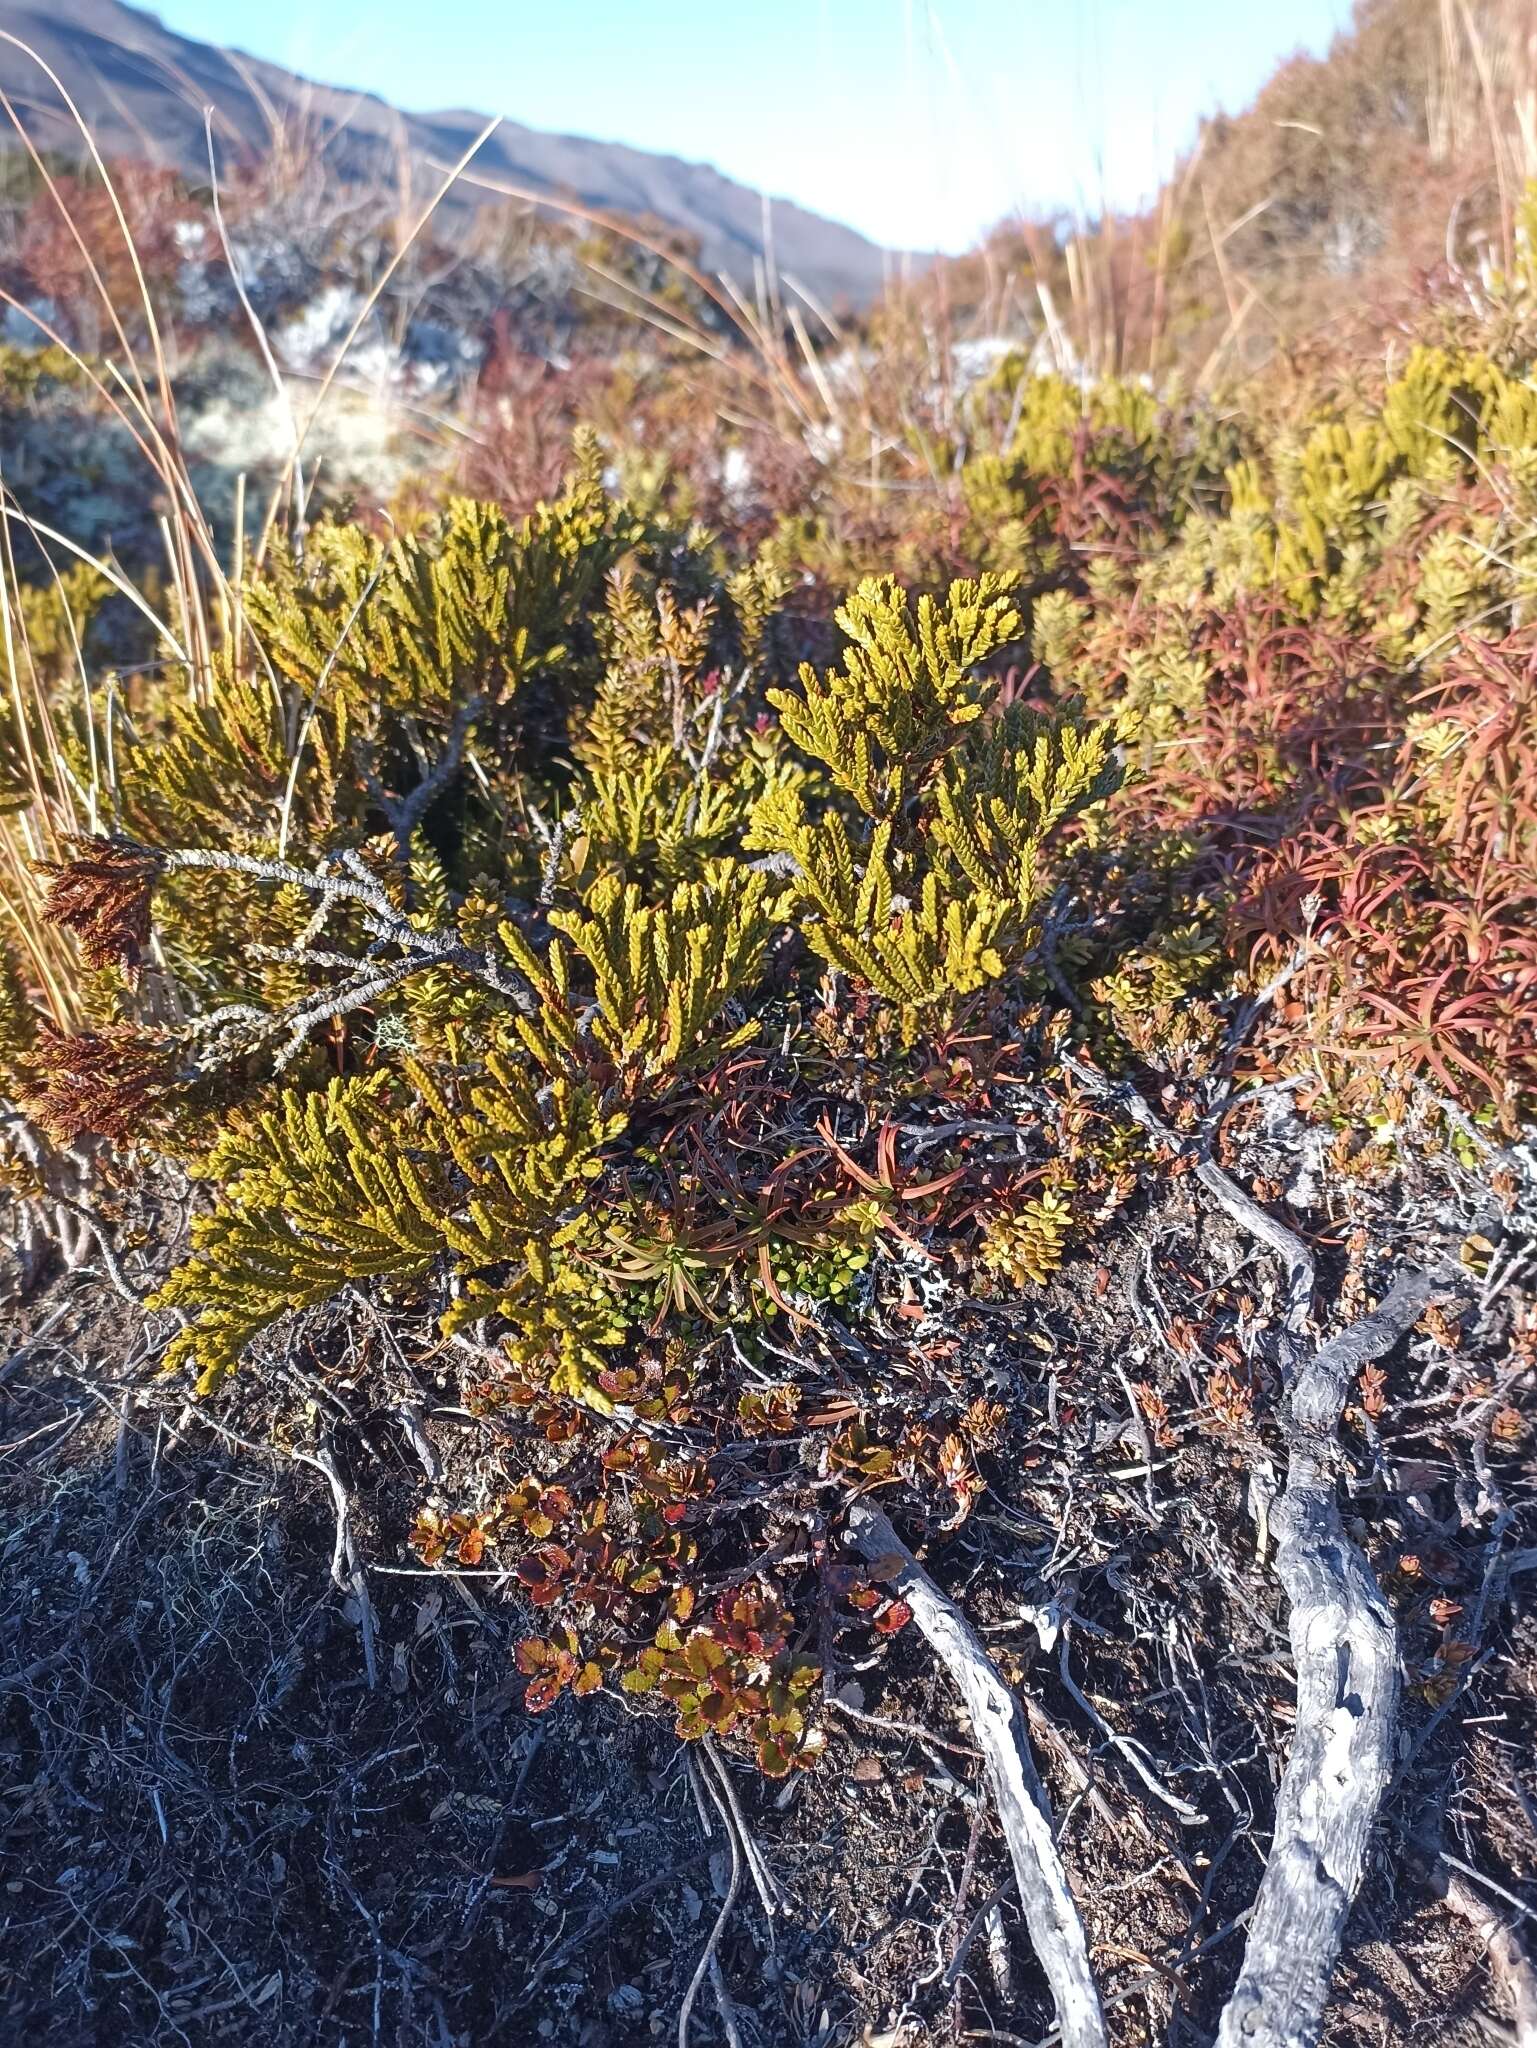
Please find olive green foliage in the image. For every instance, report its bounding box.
[155,1056,624,1396]
[544,864,784,1080]
[118,435,640,857]
[979,1188,1074,1288]
[15,446,1127,1409]
[748,576,1124,1030]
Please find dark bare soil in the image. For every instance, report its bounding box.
[2,1139,1534,2048]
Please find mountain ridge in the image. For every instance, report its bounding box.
[0,0,895,305]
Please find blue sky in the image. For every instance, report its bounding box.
[152,0,1355,253]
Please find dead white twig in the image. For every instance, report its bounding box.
[1061,1055,1454,2048]
[1437,1862,1537,2048]
[1056,1633,1206,1827]
[680,1753,744,2048]
[193,1400,386,1694]
[700,1737,781,1931]
[1213,1267,1435,2048]
[309,1440,380,1692]
[846,1499,1108,2048]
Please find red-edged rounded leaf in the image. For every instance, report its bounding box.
[756,1736,793,1778]
[683,1634,727,1680]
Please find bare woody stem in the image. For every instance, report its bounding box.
[1213,1268,1434,2048]
[1062,1053,1457,2048]
[845,1498,1109,2048]
[162,844,538,1016]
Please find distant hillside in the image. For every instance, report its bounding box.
[936,0,1537,380]
[0,0,894,307]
